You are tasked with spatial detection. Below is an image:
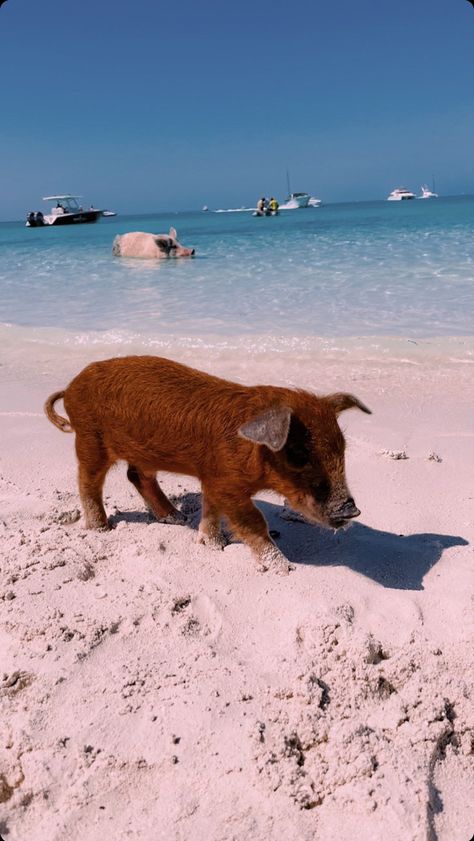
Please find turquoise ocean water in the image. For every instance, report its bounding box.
[0,197,472,345]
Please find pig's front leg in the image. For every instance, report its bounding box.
[197,490,227,549]
[127,466,187,525]
[223,497,291,575]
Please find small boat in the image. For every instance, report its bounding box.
[279,192,311,210]
[253,197,280,216]
[418,184,438,199]
[102,209,117,217]
[26,195,104,227]
[252,209,279,217]
[308,196,322,207]
[202,205,209,212]
[387,187,416,201]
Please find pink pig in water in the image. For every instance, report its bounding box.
[112,227,195,259]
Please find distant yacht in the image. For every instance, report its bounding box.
[279,192,311,210]
[308,196,322,208]
[418,184,438,199]
[387,187,416,201]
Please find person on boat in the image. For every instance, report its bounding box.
[269,197,279,213]
[256,197,266,214]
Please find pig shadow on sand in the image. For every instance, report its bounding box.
[110,492,468,592]
[259,500,468,591]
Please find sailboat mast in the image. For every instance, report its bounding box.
[286,168,291,197]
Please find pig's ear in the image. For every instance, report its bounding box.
[169,227,177,240]
[326,393,372,415]
[155,237,170,253]
[238,407,292,451]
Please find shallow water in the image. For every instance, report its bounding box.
[0,197,472,343]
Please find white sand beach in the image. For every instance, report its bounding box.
[1,331,473,841]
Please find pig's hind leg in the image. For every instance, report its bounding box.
[76,434,112,529]
[126,466,187,525]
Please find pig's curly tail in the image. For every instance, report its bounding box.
[44,391,73,433]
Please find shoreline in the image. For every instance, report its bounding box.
[1,321,473,360]
[1,333,473,840]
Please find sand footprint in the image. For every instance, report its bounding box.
[190,594,224,642]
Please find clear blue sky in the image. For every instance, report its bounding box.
[0,0,473,219]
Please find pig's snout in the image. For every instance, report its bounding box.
[329,497,360,528]
[177,247,195,257]
[338,496,360,519]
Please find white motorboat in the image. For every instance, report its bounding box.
[26,195,104,227]
[418,185,438,199]
[387,187,416,201]
[102,209,117,217]
[279,192,311,210]
[308,196,322,207]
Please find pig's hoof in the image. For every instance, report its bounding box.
[155,511,188,526]
[275,561,291,576]
[197,529,227,550]
[257,545,291,576]
[86,521,111,531]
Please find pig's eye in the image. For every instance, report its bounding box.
[285,439,310,468]
[285,416,311,468]
[313,479,330,502]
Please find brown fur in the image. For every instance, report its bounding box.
[44,356,371,571]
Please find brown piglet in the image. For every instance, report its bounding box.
[44,356,371,574]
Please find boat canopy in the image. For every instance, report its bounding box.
[43,195,82,201]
